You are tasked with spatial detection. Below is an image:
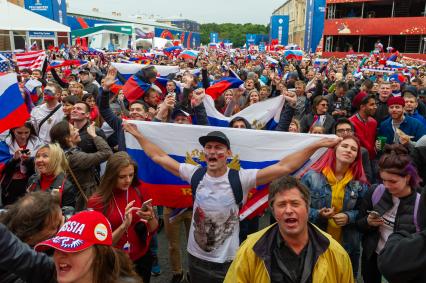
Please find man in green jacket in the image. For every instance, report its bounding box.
[225,176,354,283]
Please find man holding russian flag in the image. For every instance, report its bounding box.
[123,122,340,283]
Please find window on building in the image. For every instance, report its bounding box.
[13,31,26,50]
[0,30,11,50]
[57,32,69,47]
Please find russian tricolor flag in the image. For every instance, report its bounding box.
[125,121,329,216]
[179,50,199,60]
[205,77,244,100]
[284,50,304,61]
[0,73,30,133]
[122,75,152,103]
[48,60,88,70]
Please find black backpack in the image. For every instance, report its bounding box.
[190,167,243,207]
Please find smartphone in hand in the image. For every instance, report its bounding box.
[141,199,152,211]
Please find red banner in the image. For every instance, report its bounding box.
[324,17,426,36]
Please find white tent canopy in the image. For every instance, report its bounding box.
[0,0,70,32]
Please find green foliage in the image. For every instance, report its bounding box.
[200,23,269,47]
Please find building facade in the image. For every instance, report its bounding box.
[323,0,426,57]
[157,18,200,33]
[272,0,307,47]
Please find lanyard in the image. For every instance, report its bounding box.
[113,188,128,222]
[112,189,131,251]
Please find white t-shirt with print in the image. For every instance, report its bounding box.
[376,196,400,253]
[179,163,258,263]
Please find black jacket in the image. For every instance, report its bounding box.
[299,112,335,134]
[0,223,55,283]
[378,188,426,283]
[77,122,107,154]
[357,185,419,259]
[27,172,76,207]
[410,145,426,187]
[374,98,389,124]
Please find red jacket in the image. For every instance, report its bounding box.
[87,186,152,261]
[349,114,377,159]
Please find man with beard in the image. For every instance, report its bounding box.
[349,92,378,160]
[30,83,64,143]
[123,123,340,283]
[378,96,426,145]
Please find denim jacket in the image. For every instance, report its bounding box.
[301,170,369,257]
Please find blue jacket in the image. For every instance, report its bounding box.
[378,115,426,144]
[407,111,426,128]
[301,170,368,259]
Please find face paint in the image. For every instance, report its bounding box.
[43,89,56,101]
[204,148,226,159]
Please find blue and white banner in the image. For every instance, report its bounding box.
[125,121,329,209]
[111,62,180,80]
[202,95,285,129]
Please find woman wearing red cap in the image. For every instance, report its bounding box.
[35,210,141,283]
[87,152,158,283]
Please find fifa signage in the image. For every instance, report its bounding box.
[24,0,68,25]
[270,15,289,45]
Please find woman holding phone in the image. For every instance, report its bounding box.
[357,144,422,283]
[87,151,158,283]
[0,122,42,205]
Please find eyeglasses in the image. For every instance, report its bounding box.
[319,103,328,107]
[336,128,353,134]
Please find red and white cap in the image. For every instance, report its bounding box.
[35,210,112,253]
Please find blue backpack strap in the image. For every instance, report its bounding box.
[228,169,243,207]
[414,192,421,232]
[190,167,207,202]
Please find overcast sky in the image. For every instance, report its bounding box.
[67,0,284,25]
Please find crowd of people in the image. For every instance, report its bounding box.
[0,44,426,283]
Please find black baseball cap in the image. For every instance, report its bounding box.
[79,69,90,75]
[199,131,230,149]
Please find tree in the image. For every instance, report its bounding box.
[200,23,269,47]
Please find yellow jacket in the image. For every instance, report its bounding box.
[224,223,354,283]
